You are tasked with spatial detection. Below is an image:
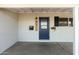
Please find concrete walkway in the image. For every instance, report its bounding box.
[1,42,73,55]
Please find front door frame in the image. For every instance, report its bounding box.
[39,17,50,40]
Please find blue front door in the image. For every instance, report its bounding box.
[39,17,49,40]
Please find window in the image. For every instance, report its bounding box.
[69,18,73,26]
[54,16,73,27]
[54,16,59,26]
[59,18,68,26]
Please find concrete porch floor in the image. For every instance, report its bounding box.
[1,42,73,55]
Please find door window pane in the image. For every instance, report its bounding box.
[41,20,47,26]
[41,25,47,29]
[41,19,47,29]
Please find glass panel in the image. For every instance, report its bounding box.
[69,18,73,26]
[41,22,47,25]
[54,16,73,27]
[41,19,47,29]
[54,16,59,26]
[41,25,47,29]
[59,18,68,26]
[41,20,47,26]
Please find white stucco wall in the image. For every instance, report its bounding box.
[18,13,74,42]
[0,9,18,54]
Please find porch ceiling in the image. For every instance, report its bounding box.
[5,8,73,13]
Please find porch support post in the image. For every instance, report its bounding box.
[74,6,79,55]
